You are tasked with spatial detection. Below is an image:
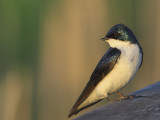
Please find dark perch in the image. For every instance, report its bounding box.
[74,81,160,120]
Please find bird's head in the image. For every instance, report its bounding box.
[101,24,139,46]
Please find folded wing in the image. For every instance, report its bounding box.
[68,48,121,117]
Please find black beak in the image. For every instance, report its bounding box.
[100,36,108,41]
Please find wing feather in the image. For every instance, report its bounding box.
[68,48,121,117]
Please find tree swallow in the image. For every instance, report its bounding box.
[68,24,143,118]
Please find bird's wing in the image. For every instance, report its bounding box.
[68,48,121,117]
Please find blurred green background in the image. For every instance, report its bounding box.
[0,0,160,120]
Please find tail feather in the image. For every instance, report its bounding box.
[68,99,102,118]
[68,108,78,118]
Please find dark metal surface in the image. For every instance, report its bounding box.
[74,81,160,120]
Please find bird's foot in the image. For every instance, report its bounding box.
[105,93,137,102]
[106,97,111,101]
[106,97,117,102]
[116,91,125,97]
[115,92,134,101]
[116,96,129,101]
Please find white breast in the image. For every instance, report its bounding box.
[95,39,142,96]
[78,39,142,109]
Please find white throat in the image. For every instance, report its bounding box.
[106,38,132,48]
[106,38,140,59]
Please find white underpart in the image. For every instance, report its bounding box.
[78,38,142,109]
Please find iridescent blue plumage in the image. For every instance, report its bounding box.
[96,48,121,67]
[104,24,139,44]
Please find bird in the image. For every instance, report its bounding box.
[68,24,143,118]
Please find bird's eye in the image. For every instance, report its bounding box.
[114,32,121,38]
[109,32,121,39]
